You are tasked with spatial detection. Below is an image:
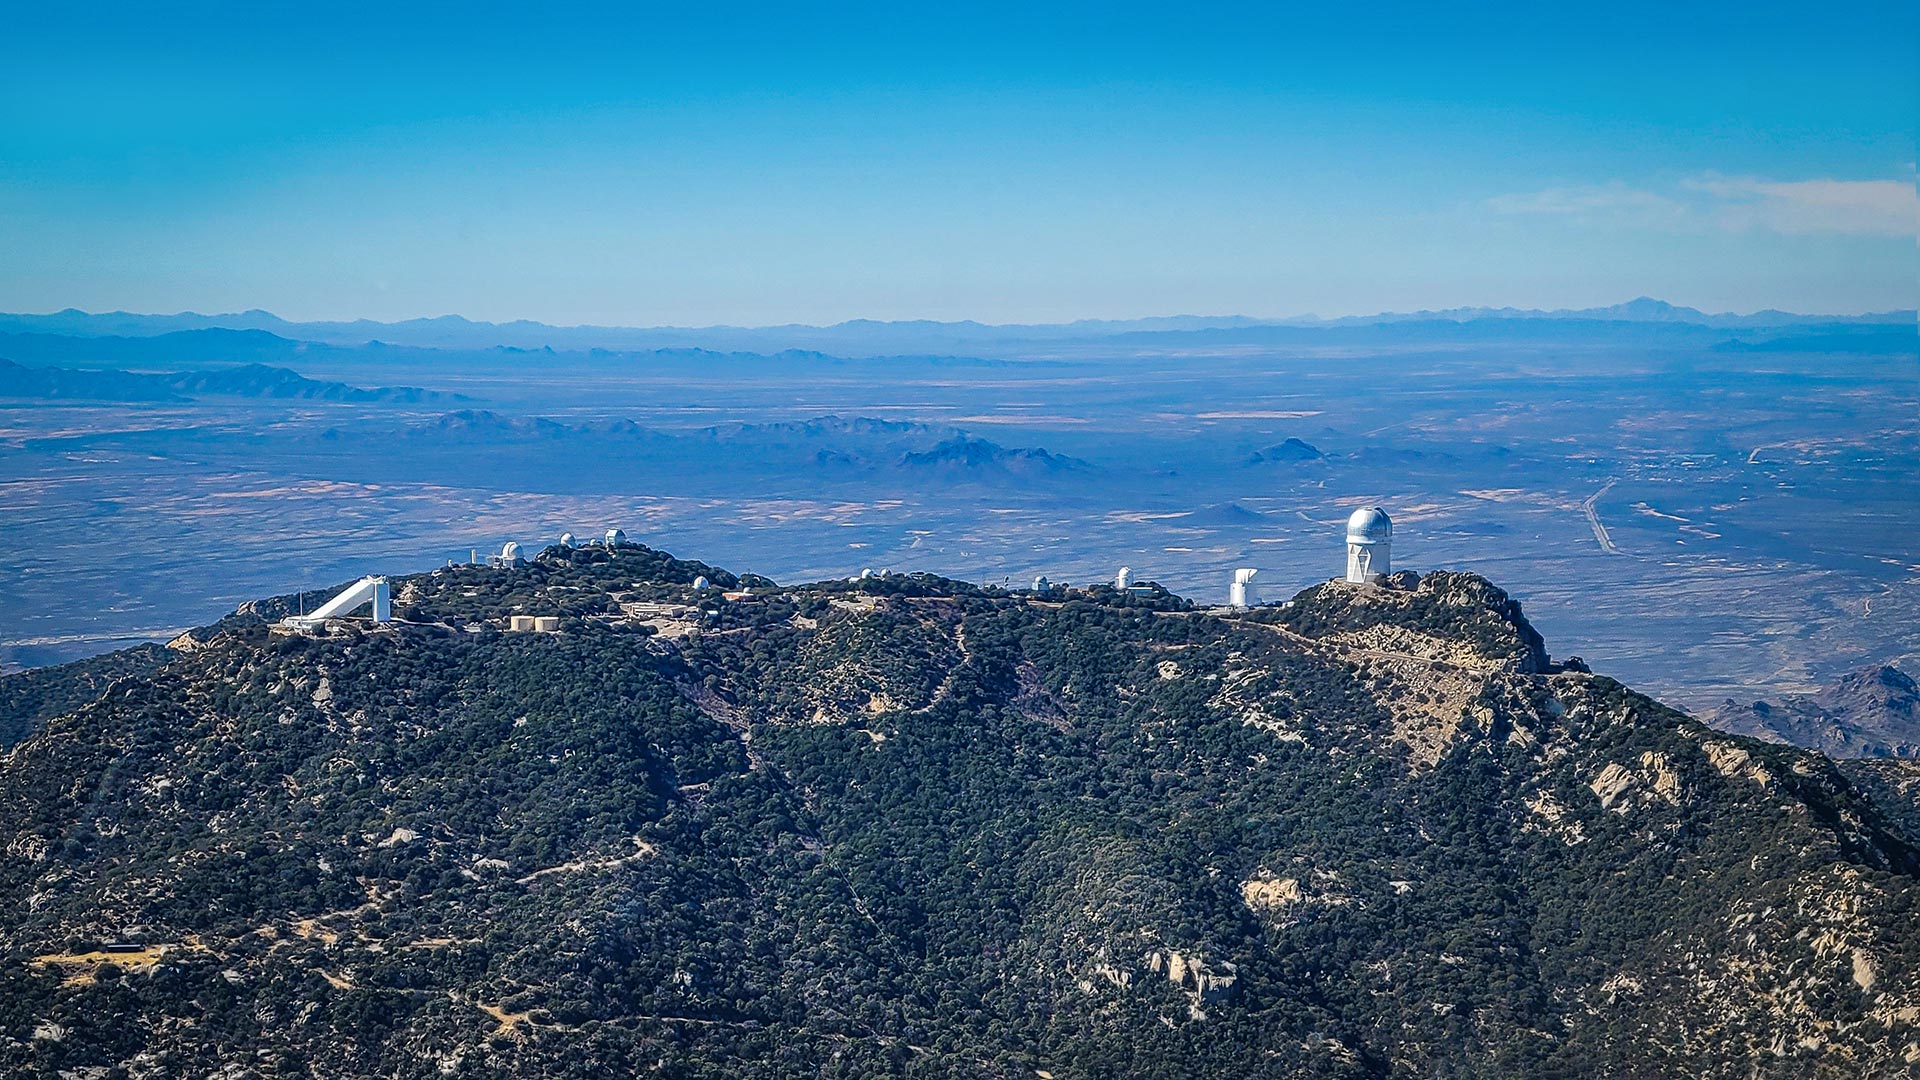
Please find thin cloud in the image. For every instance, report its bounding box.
[1485,182,1685,220]
[1681,174,1915,236]
[1489,173,1916,237]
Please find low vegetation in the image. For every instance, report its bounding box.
[0,545,1914,1078]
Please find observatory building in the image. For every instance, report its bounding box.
[280,576,390,632]
[1344,507,1392,584]
[1229,568,1259,609]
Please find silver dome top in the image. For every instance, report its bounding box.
[1345,506,1392,543]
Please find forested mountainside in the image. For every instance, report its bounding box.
[1841,760,1920,840]
[1,545,1916,1079]
[0,645,171,749]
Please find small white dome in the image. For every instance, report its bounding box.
[502,541,521,559]
[1346,506,1392,543]
[692,575,710,590]
[605,528,626,547]
[559,532,576,547]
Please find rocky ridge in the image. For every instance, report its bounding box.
[0,545,1915,1078]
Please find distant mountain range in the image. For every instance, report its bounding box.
[0,328,1037,372]
[1332,296,1914,329]
[0,357,459,404]
[1714,665,1920,759]
[320,410,1091,483]
[0,299,1909,355]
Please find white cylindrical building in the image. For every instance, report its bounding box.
[1115,566,1133,589]
[1229,568,1258,609]
[1344,507,1392,584]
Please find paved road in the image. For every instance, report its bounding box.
[1581,478,1622,555]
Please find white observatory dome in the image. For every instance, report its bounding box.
[560,532,576,547]
[606,528,626,547]
[692,575,710,590]
[1343,506,1392,584]
[1345,506,1393,544]
[501,541,521,560]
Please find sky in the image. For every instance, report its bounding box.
[1,2,1914,325]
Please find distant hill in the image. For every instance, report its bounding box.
[693,416,956,443]
[1245,437,1325,464]
[1176,502,1275,526]
[1714,665,1920,758]
[1710,326,1919,354]
[325,410,1082,483]
[0,357,460,404]
[0,551,1914,1076]
[897,435,1090,478]
[386,408,581,443]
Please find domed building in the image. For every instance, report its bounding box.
[1344,506,1391,584]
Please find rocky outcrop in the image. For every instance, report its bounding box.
[1587,751,1683,812]
[1278,570,1552,673]
[1146,949,1239,1018]
[1239,875,1303,914]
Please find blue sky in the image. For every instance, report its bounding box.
[2,2,1913,324]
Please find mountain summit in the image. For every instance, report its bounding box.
[1,546,1915,1078]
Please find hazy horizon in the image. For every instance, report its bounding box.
[9,294,1915,332]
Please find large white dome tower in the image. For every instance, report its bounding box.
[1344,507,1392,584]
